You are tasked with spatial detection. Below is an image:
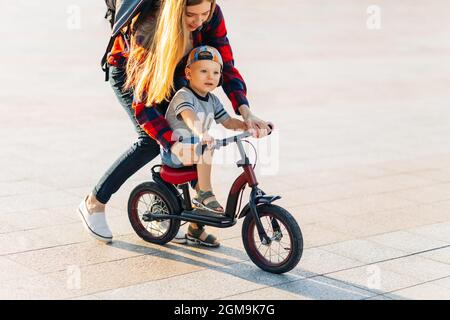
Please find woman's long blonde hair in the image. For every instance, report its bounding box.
[125,0,216,106]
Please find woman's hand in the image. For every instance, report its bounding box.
[238,105,273,138]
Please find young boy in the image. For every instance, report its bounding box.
[161,45,247,214]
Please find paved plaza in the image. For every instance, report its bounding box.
[1,0,450,299]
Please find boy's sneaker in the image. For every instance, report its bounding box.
[147,221,186,244]
[172,229,187,244]
[77,197,113,243]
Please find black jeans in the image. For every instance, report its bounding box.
[92,66,160,204]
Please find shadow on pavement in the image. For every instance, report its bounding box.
[109,238,406,300]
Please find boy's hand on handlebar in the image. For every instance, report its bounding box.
[200,132,216,149]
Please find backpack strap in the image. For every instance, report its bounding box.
[101,24,131,82]
[101,36,116,82]
[104,0,117,28]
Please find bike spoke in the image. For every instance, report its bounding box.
[267,245,273,261]
[279,239,290,247]
[266,247,287,262]
[142,194,152,207]
[257,242,263,252]
[137,192,170,237]
[138,199,147,208]
[263,242,271,257]
[252,215,293,266]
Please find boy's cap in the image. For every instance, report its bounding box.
[186,45,223,69]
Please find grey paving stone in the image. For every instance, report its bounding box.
[318,194,418,217]
[354,205,448,233]
[92,282,194,300]
[389,282,450,300]
[0,257,39,282]
[0,230,58,256]
[327,264,420,294]
[351,174,437,194]
[48,253,206,297]
[0,181,56,197]
[158,238,250,269]
[379,255,450,282]
[0,274,74,299]
[0,156,46,182]
[301,223,354,248]
[221,287,304,300]
[366,230,448,254]
[366,295,395,300]
[0,208,77,234]
[320,239,408,264]
[288,204,341,226]
[315,214,395,239]
[407,221,450,243]
[426,276,450,290]
[294,247,363,276]
[268,276,376,300]
[392,184,450,204]
[419,247,450,265]
[6,237,155,274]
[0,220,17,234]
[211,237,261,263]
[411,170,450,183]
[216,261,306,285]
[0,191,81,215]
[91,260,304,300]
[30,222,103,246]
[92,266,271,300]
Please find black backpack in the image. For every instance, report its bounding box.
[101,0,151,81]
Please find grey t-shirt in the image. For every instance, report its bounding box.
[165,86,231,141]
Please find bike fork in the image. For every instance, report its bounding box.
[249,187,272,245]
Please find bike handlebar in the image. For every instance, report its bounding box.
[196,123,273,155]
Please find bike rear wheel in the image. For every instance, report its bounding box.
[242,204,303,274]
[128,182,181,244]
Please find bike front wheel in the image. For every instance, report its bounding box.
[242,204,303,274]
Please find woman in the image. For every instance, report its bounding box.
[78,0,272,246]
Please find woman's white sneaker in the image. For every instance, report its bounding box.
[77,197,113,243]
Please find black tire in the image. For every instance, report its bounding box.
[242,204,303,274]
[128,182,181,245]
